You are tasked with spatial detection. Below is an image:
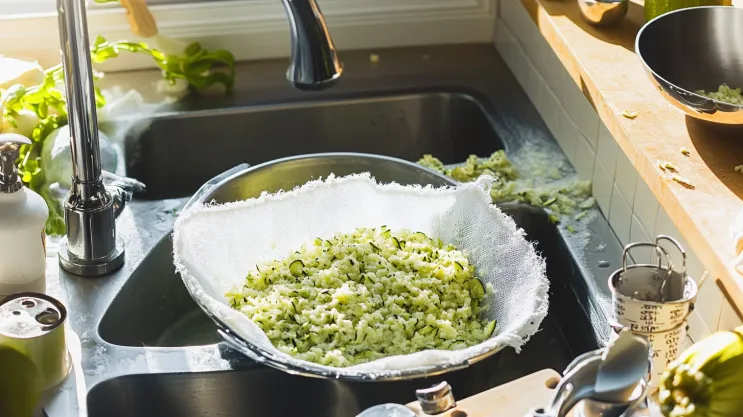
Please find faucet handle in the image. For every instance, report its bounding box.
[102,170,145,194]
[102,170,145,218]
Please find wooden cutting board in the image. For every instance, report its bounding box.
[406,369,568,417]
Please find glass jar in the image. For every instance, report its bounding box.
[644,0,726,21]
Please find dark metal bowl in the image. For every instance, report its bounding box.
[636,6,743,124]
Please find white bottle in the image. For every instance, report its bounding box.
[0,133,49,297]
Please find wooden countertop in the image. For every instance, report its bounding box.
[520,0,743,317]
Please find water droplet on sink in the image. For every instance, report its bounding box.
[598,261,610,268]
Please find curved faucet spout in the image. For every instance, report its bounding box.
[281,0,343,90]
[55,0,341,276]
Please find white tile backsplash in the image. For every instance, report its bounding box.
[558,77,601,144]
[610,184,632,247]
[597,122,619,176]
[556,107,579,165]
[696,280,724,333]
[592,160,614,218]
[615,152,637,211]
[686,311,711,343]
[629,215,652,264]
[632,176,659,237]
[574,133,596,181]
[719,299,743,331]
[495,2,735,334]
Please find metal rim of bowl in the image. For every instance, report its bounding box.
[181,152,507,381]
[635,6,743,117]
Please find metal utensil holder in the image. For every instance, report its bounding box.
[608,235,702,389]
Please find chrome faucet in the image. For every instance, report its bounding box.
[55,0,341,276]
[281,0,343,90]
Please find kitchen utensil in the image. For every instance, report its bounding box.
[405,369,563,417]
[609,236,697,333]
[578,0,629,26]
[594,331,651,402]
[359,333,650,417]
[545,331,650,417]
[608,235,699,388]
[548,355,604,416]
[0,292,70,390]
[172,153,550,381]
[636,6,743,124]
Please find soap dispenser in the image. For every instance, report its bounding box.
[0,133,49,297]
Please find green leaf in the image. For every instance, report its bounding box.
[94,35,107,47]
[184,59,214,78]
[2,84,27,113]
[8,34,235,235]
[94,86,107,108]
[204,50,235,64]
[184,42,203,57]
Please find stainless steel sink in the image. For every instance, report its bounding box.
[40,45,626,417]
[93,206,600,417]
[126,92,503,200]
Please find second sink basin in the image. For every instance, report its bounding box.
[127,91,503,200]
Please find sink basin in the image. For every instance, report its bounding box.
[96,88,602,416]
[96,205,599,416]
[127,92,504,200]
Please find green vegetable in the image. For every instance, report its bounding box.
[289,260,305,277]
[0,346,42,417]
[226,227,494,367]
[644,0,724,22]
[659,326,743,417]
[2,35,235,235]
[469,278,486,299]
[695,83,743,106]
[417,151,594,225]
[484,320,497,338]
[391,237,401,249]
[89,37,235,92]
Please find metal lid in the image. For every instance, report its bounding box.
[0,133,32,193]
[0,292,67,338]
[415,381,456,415]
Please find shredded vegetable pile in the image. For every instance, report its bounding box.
[418,151,595,225]
[695,84,743,106]
[226,227,496,367]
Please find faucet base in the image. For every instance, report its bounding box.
[58,237,125,277]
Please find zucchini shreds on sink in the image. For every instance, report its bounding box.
[417,151,595,224]
[225,227,496,368]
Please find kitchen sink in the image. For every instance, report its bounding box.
[126,92,503,200]
[41,45,625,417]
[93,206,600,417]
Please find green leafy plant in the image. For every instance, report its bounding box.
[1,36,235,235]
